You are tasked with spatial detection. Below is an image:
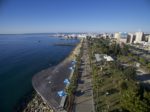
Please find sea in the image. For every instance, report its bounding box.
[0,34,79,112]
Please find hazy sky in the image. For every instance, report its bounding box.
[0,0,150,34]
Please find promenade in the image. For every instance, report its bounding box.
[32,41,82,112]
[73,40,94,112]
[32,56,72,111]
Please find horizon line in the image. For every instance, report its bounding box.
[0,31,150,35]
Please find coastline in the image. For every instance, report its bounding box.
[23,40,82,112]
[15,91,53,112]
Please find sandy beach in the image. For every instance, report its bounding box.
[32,40,82,112]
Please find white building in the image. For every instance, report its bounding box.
[114,32,128,43]
[88,33,97,38]
[147,35,150,43]
[114,32,121,41]
[134,32,144,43]
[77,34,87,38]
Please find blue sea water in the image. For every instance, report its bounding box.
[0,34,79,112]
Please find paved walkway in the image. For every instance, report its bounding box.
[32,42,82,112]
[32,56,72,112]
[73,40,94,112]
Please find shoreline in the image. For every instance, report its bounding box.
[29,40,82,112]
[15,90,53,112]
[14,90,52,112]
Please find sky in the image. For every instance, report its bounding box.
[0,0,150,34]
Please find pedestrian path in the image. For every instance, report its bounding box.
[73,40,94,112]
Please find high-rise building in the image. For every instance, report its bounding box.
[114,32,121,41]
[128,33,135,43]
[148,35,150,43]
[134,32,144,43]
[114,32,128,43]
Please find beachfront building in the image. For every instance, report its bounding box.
[86,33,97,38]
[142,35,150,50]
[101,33,108,38]
[128,33,135,44]
[114,32,121,42]
[114,32,128,43]
[134,32,144,43]
[147,35,150,43]
[77,34,87,38]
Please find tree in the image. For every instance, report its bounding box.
[121,89,150,112]
[144,90,150,105]
[120,81,128,90]
[147,63,150,68]
[123,66,136,80]
[120,45,129,56]
[139,57,147,65]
